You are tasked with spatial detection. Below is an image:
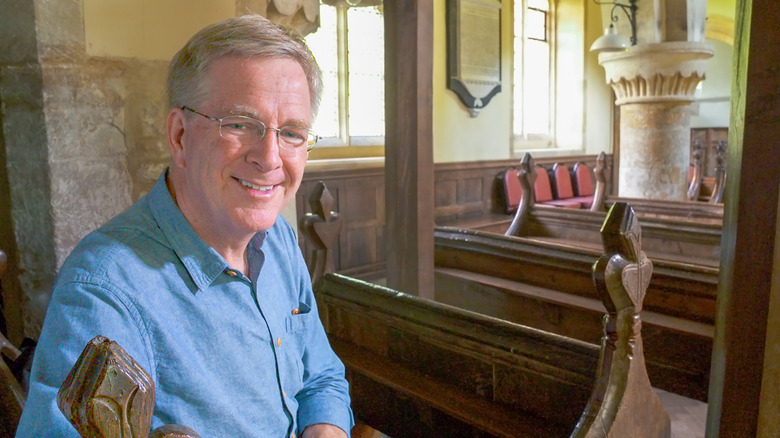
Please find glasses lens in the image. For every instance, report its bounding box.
[278,127,311,149]
[218,116,264,144]
[217,116,316,152]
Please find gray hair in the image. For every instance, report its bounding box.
[167,14,323,118]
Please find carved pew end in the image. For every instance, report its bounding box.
[58,336,199,438]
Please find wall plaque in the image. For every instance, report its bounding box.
[446,0,502,117]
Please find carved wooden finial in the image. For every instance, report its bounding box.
[688,139,704,201]
[571,202,670,438]
[710,140,727,204]
[505,153,536,237]
[595,201,651,314]
[308,180,336,222]
[58,336,199,438]
[299,181,343,286]
[591,152,607,212]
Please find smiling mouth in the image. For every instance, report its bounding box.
[238,178,274,192]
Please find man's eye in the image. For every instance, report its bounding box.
[280,129,306,141]
[224,122,249,130]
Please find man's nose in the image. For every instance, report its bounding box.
[245,129,283,170]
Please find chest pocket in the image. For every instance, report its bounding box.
[285,302,313,333]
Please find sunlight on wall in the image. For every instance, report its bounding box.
[84,0,235,60]
[433,0,514,163]
[691,39,732,128]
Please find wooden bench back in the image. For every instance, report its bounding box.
[433,225,714,402]
[304,184,671,437]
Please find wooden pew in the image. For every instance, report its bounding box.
[313,201,670,437]
[434,226,714,402]
[603,196,723,223]
[497,153,722,267]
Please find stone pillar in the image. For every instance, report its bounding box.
[598,42,712,200]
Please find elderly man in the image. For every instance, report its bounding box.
[17,15,353,438]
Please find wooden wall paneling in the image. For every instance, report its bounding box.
[340,177,385,278]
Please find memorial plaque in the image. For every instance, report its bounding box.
[447,0,502,117]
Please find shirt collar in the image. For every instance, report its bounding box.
[147,170,234,292]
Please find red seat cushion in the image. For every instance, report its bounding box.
[535,166,582,208]
[534,166,554,203]
[501,168,523,214]
[553,164,575,199]
[541,199,582,209]
[572,162,594,197]
[570,196,594,209]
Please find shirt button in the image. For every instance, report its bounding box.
[277,337,282,347]
[226,270,237,277]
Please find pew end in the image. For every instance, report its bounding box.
[57,336,200,438]
[571,201,670,437]
[299,180,343,288]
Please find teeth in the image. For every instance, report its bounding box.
[239,179,273,191]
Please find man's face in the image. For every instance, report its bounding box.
[168,56,311,241]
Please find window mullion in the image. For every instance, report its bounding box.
[336,6,350,144]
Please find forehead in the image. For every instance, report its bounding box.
[200,56,311,117]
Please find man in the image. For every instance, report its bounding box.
[17,15,353,438]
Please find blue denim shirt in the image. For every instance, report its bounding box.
[17,172,353,437]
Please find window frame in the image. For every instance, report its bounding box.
[306,3,385,159]
[512,0,556,151]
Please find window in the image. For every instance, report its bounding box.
[513,0,585,152]
[514,0,551,149]
[305,3,385,159]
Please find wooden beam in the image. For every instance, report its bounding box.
[707,0,780,436]
[383,0,434,298]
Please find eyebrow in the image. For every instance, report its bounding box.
[219,104,311,129]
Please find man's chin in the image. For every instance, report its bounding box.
[234,208,282,233]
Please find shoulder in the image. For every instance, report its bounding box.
[56,197,172,289]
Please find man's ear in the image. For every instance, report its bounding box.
[167,108,187,168]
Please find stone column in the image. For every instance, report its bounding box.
[598,42,712,199]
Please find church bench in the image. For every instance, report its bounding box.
[314,202,670,437]
[497,153,722,267]
[602,196,723,223]
[433,226,714,402]
[496,153,608,213]
[434,227,718,325]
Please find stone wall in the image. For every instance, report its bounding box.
[0,0,169,340]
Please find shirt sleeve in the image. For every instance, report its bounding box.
[16,279,153,438]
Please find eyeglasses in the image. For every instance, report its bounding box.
[181,106,318,153]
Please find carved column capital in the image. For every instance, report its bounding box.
[238,0,320,35]
[597,42,714,105]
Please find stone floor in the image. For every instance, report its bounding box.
[654,387,708,438]
[352,388,708,438]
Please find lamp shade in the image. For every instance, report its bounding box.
[590,24,630,53]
